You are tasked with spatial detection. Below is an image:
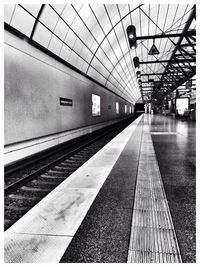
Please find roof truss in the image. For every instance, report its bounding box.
[140,5,196,103]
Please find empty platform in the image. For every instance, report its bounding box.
[4,114,196,263]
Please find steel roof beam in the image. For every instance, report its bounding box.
[141,73,169,76]
[157,5,196,99]
[142,86,170,88]
[179,43,195,47]
[30,5,45,40]
[136,30,195,40]
[141,81,173,84]
[140,58,195,64]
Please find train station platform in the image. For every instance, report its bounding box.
[4,114,196,263]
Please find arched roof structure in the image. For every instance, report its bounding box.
[4,4,196,104]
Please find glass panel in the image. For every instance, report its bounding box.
[115,23,128,54]
[51,4,66,15]
[87,67,97,80]
[64,29,78,48]
[77,43,93,62]
[138,7,150,37]
[121,15,131,33]
[107,30,123,59]
[54,18,69,40]
[121,37,129,57]
[88,22,104,44]
[72,37,92,62]
[112,68,122,83]
[95,74,107,86]
[115,75,122,88]
[169,6,190,33]
[78,4,92,22]
[103,21,112,36]
[4,4,16,24]
[118,4,129,18]
[130,8,141,31]
[95,48,113,71]
[71,36,83,52]
[154,4,167,33]
[72,3,84,13]
[59,44,72,61]
[112,63,122,78]
[93,5,107,23]
[4,3,194,105]
[120,57,128,70]
[48,35,63,55]
[10,5,35,37]
[76,57,88,73]
[106,81,114,92]
[93,5,111,35]
[103,45,117,63]
[82,49,93,68]
[91,57,109,79]
[61,5,77,27]
[68,50,80,66]
[40,5,59,32]
[33,22,52,47]
[163,5,180,32]
[78,25,93,45]
[125,72,134,84]
[21,4,42,17]
[149,7,158,36]
[105,4,120,26]
[109,74,119,88]
[71,14,85,36]
[88,40,99,54]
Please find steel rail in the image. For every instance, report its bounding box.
[4,118,133,196]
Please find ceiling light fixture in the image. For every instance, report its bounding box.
[126,25,137,49]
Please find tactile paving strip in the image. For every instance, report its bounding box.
[127,121,182,263]
[4,116,144,263]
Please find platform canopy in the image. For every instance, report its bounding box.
[4,4,196,104]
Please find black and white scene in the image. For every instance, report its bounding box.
[3,2,196,263]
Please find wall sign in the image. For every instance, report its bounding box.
[116,102,119,114]
[92,94,101,116]
[176,97,189,115]
[60,97,73,106]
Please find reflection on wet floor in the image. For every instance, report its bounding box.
[150,114,196,263]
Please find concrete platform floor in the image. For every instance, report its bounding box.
[4,114,196,263]
[150,115,196,262]
[61,114,196,263]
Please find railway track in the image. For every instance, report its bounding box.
[4,118,135,230]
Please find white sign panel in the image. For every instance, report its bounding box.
[92,94,101,116]
[116,102,119,114]
[176,98,189,116]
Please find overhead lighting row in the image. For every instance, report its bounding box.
[126,25,142,92]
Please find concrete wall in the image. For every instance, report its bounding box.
[4,30,133,165]
[5,30,133,145]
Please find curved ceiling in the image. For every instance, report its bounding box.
[4,4,195,104]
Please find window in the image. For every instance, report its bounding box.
[116,102,119,114]
[10,5,35,37]
[129,106,132,114]
[125,105,127,113]
[92,94,101,116]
